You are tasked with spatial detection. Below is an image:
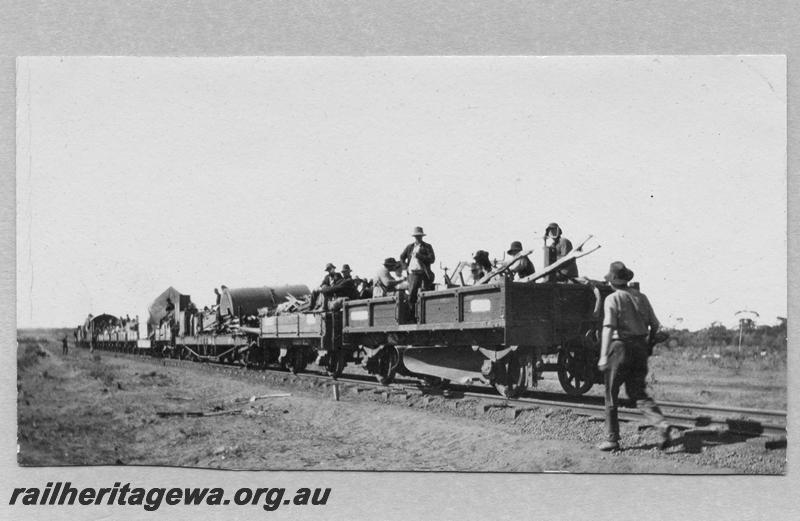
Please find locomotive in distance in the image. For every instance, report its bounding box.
[76,228,664,398]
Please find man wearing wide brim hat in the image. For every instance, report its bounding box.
[472,250,493,275]
[399,226,436,317]
[596,261,670,451]
[307,263,343,311]
[383,257,402,270]
[319,263,359,308]
[505,241,535,280]
[321,263,342,287]
[603,260,634,285]
[373,257,407,297]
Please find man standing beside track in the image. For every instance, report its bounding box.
[597,261,670,451]
[400,226,435,318]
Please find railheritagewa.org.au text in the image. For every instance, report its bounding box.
[9,482,331,511]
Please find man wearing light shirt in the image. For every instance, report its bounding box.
[596,261,669,452]
[373,257,407,297]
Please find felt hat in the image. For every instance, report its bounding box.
[473,250,490,261]
[341,264,352,273]
[383,257,401,269]
[604,261,634,285]
[507,241,523,255]
[324,263,336,271]
[545,222,562,236]
[411,226,426,236]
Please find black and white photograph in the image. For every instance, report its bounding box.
[15,55,787,477]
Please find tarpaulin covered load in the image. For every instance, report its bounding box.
[83,314,118,332]
[147,286,192,327]
[219,285,310,318]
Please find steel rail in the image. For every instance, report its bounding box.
[98,349,787,439]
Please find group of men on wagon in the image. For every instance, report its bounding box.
[310,223,670,452]
[313,222,579,312]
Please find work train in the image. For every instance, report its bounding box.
[77,241,635,398]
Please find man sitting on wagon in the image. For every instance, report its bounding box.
[353,277,374,299]
[373,257,407,297]
[318,264,359,310]
[321,263,342,288]
[308,263,343,310]
[469,262,486,284]
[472,250,493,277]
[543,222,579,282]
[505,240,535,280]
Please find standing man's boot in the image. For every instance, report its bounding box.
[638,398,671,449]
[597,407,620,451]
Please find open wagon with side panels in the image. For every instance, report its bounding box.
[342,279,612,397]
[246,310,348,376]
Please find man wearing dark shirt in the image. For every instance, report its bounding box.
[506,241,535,280]
[321,263,343,288]
[543,222,578,282]
[320,264,359,309]
[322,264,359,300]
[472,250,493,276]
[162,297,175,326]
[309,263,344,310]
[399,226,436,316]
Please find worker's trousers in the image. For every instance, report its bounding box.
[603,337,665,441]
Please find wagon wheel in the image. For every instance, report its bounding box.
[326,350,346,378]
[557,348,594,395]
[492,355,526,399]
[286,349,307,375]
[375,345,400,385]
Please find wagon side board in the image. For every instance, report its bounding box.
[342,281,606,351]
[258,311,342,351]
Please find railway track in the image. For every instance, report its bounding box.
[100,350,787,441]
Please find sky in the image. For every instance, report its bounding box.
[16,56,786,330]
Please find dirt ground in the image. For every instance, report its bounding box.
[533,349,786,411]
[17,332,785,474]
